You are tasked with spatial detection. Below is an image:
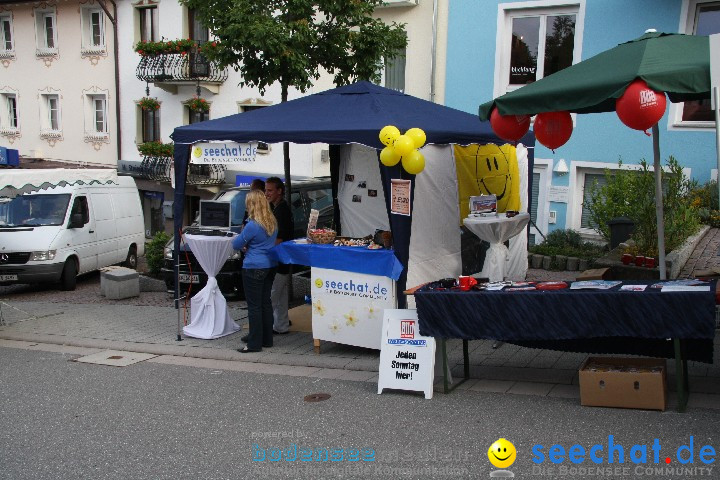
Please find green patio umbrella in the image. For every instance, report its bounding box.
[479,31,712,280]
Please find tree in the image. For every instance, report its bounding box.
[180,0,407,202]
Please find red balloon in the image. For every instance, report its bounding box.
[489,108,531,142]
[534,111,573,150]
[616,79,667,132]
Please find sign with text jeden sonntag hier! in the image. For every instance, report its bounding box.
[191,142,258,164]
[377,309,435,399]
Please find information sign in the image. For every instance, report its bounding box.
[377,309,435,399]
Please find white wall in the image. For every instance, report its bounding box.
[0,1,117,165]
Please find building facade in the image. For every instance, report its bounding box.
[0,0,118,166]
[445,0,719,243]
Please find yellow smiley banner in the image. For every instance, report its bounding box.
[453,143,520,222]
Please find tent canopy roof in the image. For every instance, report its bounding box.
[172,81,528,148]
[0,168,119,198]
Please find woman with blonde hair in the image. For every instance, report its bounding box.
[232,190,278,352]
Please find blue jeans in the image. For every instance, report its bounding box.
[242,267,276,350]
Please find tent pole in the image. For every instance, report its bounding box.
[714,87,720,211]
[652,124,667,280]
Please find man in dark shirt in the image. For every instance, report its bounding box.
[265,177,293,334]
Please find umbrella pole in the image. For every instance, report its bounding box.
[714,87,720,211]
[652,124,667,280]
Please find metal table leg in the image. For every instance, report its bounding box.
[440,339,470,394]
[674,338,688,413]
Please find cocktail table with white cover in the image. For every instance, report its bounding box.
[463,213,530,282]
[182,234,240,339]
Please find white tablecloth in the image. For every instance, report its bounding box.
[463,213,530,282]
[182,234,240,339]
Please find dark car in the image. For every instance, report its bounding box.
[162,178,334,297]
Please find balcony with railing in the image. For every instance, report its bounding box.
[137,142,226,185]
[135,40,228,94]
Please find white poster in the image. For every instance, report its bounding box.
[390,179,411,216]
[310,267,396,350]
[377,309,436,399]
[191,142,258,164]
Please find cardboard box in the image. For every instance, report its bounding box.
[579,357,666,411]
[576,267,610,281]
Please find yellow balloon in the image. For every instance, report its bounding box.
[402,149,425,175]
[405,128,426,149]
[393,135,415,156]
[379,146,401,167]
[379,125,401,147]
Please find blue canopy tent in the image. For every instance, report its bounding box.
[170,81,534,306]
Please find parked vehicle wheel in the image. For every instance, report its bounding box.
[124,245,138,269]
[60,259,77,291]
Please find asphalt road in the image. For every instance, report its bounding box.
[1,346,719,480]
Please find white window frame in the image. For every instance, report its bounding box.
[39,93,61,134]
[381,44,406,93]
[0,91,18,133]
[35,8,58,55]
[566,161,691,236]
[0,14,14,55]
[669,0,720,131]
[530,158,552,241]
[81,7,106,51]
[493,0,586,98]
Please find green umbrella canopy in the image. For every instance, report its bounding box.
[478,32,710,120]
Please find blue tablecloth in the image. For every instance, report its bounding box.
[414,280,716,363]
[272,241,404,280]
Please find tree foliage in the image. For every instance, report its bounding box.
[179,0,408,99]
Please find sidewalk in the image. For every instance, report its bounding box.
[1,230,719,410]
[1,289,718,411]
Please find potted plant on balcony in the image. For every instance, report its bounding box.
[138,97,160,111]
[186,96,210,113]
[138,141,174,158]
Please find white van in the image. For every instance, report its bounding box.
[0,176,145,290]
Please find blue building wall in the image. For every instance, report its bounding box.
[445,0,718,236]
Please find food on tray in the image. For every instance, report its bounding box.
[367,243,383,249]
[333,236,372,247]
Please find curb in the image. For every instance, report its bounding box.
[0,331,378,372]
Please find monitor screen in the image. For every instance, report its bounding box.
[199,200,231,228]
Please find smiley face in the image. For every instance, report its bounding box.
[487,438,516,469]
[473,144,520,213]
[314,278,323,288]
[379,125,400,147]
[192,147,202,158]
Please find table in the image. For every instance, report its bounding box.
[274,240,403,350]
[182,234,241,339]
[413,280,717,411]
[463,213,530,282]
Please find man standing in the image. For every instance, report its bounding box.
[265,177,293,334]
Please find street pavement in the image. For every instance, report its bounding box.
[2,345,720,480]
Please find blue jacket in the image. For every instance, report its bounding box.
[233,220,278,269]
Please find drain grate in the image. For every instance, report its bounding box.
[304,393,331,402]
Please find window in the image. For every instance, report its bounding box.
[39,94,61,132]
[495,2,583,96]
[138,7,158,43]
[188,109,208,124]
[0,14,13,53]
[680,1,720,123]
[82,8,105,49]
[85,95,107,133]
[140,106,160,142]
[35,9,57,51]
[188,8,210,77]
[0,93,17,131]
[384,46,406,92]
[71,196,90,225]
